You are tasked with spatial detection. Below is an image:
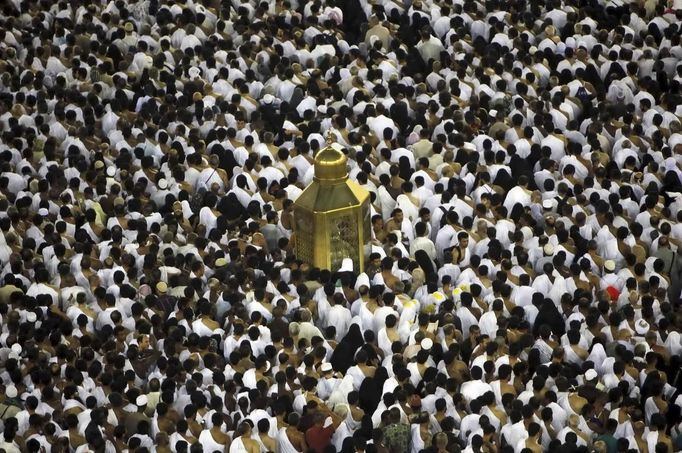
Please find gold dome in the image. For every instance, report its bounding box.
[314,131,347,182]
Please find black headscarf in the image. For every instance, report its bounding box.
[358,366,389,415]
[330,323,364,373]
[217,193,246,223]
[415,249,437,282]
[533,298,566,337]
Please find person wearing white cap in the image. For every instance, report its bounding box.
[0,384,22,423]
[122,394,150,441]
[541,198,555,212]
[600,260,625,291]
[150,178,171,207]
[534,241,556,274]
[316,362,342,400]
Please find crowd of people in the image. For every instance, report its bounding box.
[0,0,682,452]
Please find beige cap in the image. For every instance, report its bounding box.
[604,260,616,272]
[156,281,168,293]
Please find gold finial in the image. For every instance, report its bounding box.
[315,130,347,181]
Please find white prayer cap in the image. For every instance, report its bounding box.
[5,385,17,398]
[604,260,616,272]
[488,109,497,118]
[321,363,333,372]
[355,273,370,291]
[635,319,649,336]
[136,395,148,406]
[158,179,168,190]
[339,258,353,273]
[585,369,598,381]
[11,344,22,355]
[106,166,116,177]
[317,105,328,114]
[420,338,433,350]
[262,94,275,105]
[542,199,553,209]
[38,208,49,217]
[188,67,201,79]
[26,312,37,323]
[543,244,554,255]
